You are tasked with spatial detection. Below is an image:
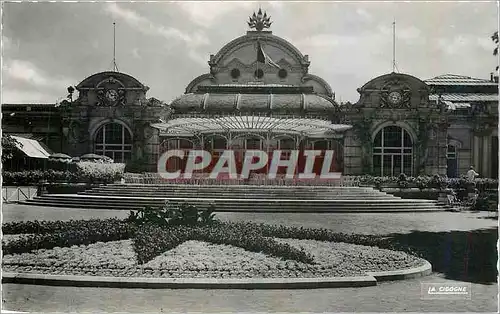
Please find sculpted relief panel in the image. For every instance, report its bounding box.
[95,76,127,107]
[379,78,412,109]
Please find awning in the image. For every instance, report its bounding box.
[12,135,52,159]
[151,116,352,137]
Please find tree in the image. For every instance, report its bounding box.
[492,31,498,70]
[1,134,21,163]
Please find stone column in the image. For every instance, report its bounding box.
[482,135,491,177]
[473,135,481,170]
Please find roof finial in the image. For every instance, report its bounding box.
[248,8,272,31]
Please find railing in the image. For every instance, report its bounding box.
[123,173,360,187]
[2,186,38,203]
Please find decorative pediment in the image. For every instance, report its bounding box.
[276,58,294,69]
[223,58,249,70]
[380,78,412,109]
[75,71,149,107]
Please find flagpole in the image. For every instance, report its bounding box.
[257,36,260,81]
[392,19,396,73]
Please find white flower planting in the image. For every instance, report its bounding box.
[3,239,425,278]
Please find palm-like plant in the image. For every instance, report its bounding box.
[492,31,498,70]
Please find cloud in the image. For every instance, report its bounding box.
[295,34,359,48]
[3,59,74,89]
[176,2,253,27]
[437,36,470,55]
[3,36,12,51]
[104,3,209,48]
[132,48,141,59]
[2,89,58,103]
[356,8,372,21]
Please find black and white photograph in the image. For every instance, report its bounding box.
[1,1,498,312]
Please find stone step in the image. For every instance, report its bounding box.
[103,185,377,192]
[109,184,374,189]
[37,195,436,204]
[21,199,443,212]
[79,191,397,199]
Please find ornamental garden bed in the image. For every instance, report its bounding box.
[2,205,427,279]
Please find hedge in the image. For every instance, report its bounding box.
[2,162,125,185]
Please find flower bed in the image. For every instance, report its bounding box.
[2,217,427,279]
[353,175,498,191]
[2,219,136,255]
[2,239,425,279]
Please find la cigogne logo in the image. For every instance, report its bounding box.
[157,150,342,180]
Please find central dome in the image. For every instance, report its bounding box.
[175,9,337,115]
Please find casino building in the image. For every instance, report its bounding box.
[2,9,498,178]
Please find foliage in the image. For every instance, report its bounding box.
[133,223,315,265]
[397,173,409,188]
[127,202,217,227]
[2,162,125,185]
[352,175,498,191]
[76,162,125,183]
[2,218,129,234]
[2,219,136,255]
[1,134,22,163]
[493,31,499,70]
[472,195,492,212]
[125,156,149,173]
[352,114,375,173]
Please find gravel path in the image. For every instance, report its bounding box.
[4,204,496,234]
[3,274,497,313]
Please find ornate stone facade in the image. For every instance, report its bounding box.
[2,11,498,177]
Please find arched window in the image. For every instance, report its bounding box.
[159,138,194,174]
[372,126,413,176]
[94,123,132,162]
[447,144,458,178]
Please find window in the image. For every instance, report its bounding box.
[278,69,288,79]
[254,69,264,79]
[230,68,240,79]
[160,138,194,173]
[94,123,132,163]
[372,126,413,176]
[246,137,262,149]
[447,144,458,178]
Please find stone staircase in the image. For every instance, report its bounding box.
[21,184,446,213]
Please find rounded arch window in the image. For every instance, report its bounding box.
[94,123,132,162]
[278,68,288,79]
[230,68,240,79]
[372,125,413,176]
[204,136,227,150]
[254,69,264,79]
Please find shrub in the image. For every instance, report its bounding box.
[133,223,315,265]
[2,162,125,185]
[2,218,129,235]
[2,219,136,255]
[127,202,217,227]
[133,225,193,264]
[76,162,125,184]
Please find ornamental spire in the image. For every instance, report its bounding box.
[248,8,272,31]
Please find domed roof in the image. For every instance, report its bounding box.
[169,90,337,114]
[182,10,334,97]
[76,71,148,91]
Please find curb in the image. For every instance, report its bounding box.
[367,260,433,281]
[2,260,432,289]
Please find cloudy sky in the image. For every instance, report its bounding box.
[2,1,498,104]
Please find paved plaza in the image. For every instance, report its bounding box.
[2,203,498,312]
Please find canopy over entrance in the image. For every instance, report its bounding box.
[12,135,52,159]
[151,116,352,137]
